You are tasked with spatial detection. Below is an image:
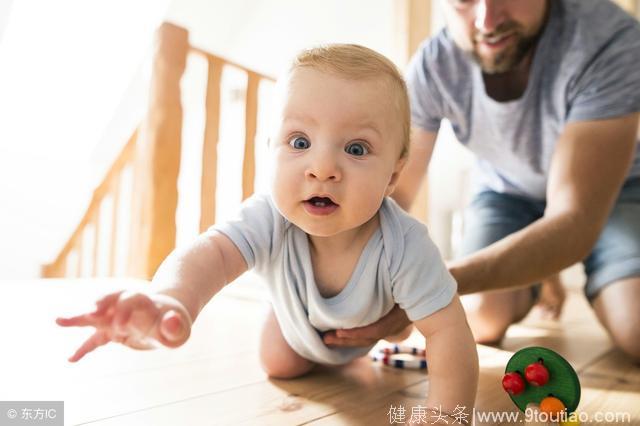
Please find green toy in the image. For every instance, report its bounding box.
[502,347,581,415]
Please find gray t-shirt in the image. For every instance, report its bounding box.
[213,194,456,365]
[407,0,640,200]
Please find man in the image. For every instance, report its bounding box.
[323,0,640,360]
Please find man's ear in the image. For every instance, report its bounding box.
[384,156,407,196]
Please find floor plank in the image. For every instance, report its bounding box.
[580,349,640,384]
[2,278,639,425]
[572,374,640,425]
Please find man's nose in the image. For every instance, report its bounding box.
[305,149,341,182]
[475,0,506,34]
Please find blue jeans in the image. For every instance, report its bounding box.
[460,177,640,299]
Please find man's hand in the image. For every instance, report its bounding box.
[322,304,411,347]
[56,290,192,362]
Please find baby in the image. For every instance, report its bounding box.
[57,44,478,420]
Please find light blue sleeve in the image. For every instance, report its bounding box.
[210,193,283,270]
[405,40,445,133]
[392,223,457,322]
[567,20,640,122]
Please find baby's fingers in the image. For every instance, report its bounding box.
[112,293,159,338]
[57,291,125,328]
[56,312,109,328]
[93,291,124,315]
[68,329,111,362]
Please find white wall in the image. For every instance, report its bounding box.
[0,0,170,279]
[166,0,407,77]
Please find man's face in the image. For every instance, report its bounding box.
[442,0,548,74]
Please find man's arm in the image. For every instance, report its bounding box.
[324,114,637,348]
[391,127,438,210]
[450,112,639,294]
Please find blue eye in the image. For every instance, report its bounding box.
[345,142,368,156]
[289,136,310,150]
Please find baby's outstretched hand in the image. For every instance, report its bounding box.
[56,291,192,362]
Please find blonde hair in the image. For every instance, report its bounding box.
[290,44,410,158]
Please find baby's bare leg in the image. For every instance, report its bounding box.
[259,307,315,379]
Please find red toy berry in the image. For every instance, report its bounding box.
[525,361,550,386]
[502,372,525,395]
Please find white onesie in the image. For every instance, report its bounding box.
[213,193,456,365]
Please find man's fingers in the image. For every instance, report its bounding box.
[68,330,111,363]
[333,338,376,347]
[323,332,376,347]
[322,322,382,347]
[321,305,411,348]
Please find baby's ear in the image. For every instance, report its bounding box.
[385,156,407,196]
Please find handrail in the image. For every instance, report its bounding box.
[190,47,274,82]
[42,22,275,279]
[42,131,137,277]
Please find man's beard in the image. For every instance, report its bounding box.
[471,24,539,74]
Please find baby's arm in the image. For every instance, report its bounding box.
[152,230,248,322]
[414,295,479,424]
[57,231,248,361]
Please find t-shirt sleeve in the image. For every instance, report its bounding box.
[209,193,283,270]
[567,24,640,122]
[405,41,445,133]
[392,223,457,321]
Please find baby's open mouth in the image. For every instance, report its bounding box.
[305,196,338,207]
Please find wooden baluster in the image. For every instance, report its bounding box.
[65,250,73,278]
[199,57,223,232]
[109,175,120,276]
[41,259,58,278]
[242,72,259,201]
[76,238,83,278]
[405,0,432,224]
[129,23,189,279]
[91,209,100,277]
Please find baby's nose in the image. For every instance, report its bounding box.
[305,168,339,181]
[305,154,341,181]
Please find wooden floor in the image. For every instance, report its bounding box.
[1,274,639,425]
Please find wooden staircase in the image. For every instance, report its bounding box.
[41,22,275,280]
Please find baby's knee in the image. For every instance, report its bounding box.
[260,350,314,379]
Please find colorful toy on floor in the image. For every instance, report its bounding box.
[502,347,581,420]
[371,344,427,369]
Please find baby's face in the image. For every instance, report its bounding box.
[269,67,405,237]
